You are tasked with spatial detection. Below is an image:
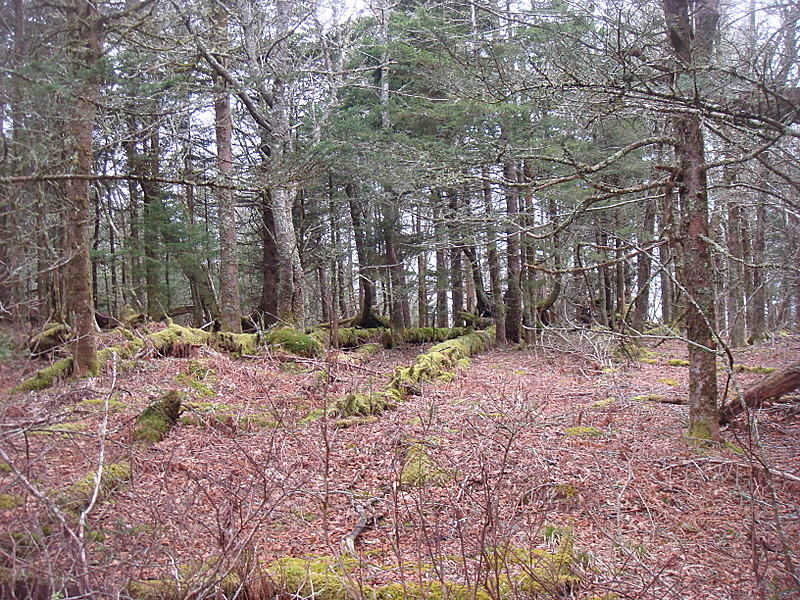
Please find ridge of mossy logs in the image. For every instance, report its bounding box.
[332,327,495,418]
[10,323,321,394]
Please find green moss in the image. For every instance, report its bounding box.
[334,416,380,429]
[332,391,396,418]
[77,397,125,411]
[401,441,450,487]
[31,421,87,437]
[300,408,325,425]
[265,328,322,357]
[11,357,73,393]
[58,461,131,511]
[269,556,359,600]
[128,579,180,600]
[592,397,616,409]
[97,336,145,361]
[631,394,666,402]
[666,359,689,367]
[723,440,744,455]
[355,343,381,355]
[148,323,212,356]
[640,358,658,365]
[0,494,23,509]
[563,426,603,437]
[0,462,10,473]
[133,390,182,443]
[213,331,259,356]
[732,364,776,374]
[657,378,679,386]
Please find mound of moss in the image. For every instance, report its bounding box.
[133,390,183,443]
[264,328,322,357]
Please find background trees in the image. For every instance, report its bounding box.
[1,0,798,438]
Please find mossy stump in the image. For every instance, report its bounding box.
[133,390,183,443]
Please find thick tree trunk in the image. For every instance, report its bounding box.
[213,6,242,334]
[64,0,102,379]
[720,363,800,424]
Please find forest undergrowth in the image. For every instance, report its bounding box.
[0,328,798,600]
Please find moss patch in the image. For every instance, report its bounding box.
[11,357,73,393]
[731,364,776,374]
[400,440,450,487]
[563,426,603,437]
[592,398,616,409]
[133,390,182,443]
[57,461,131,512]
[0,494,24,509]
[666,359,689,367]
[657,378,679,386]
[265,328,322,357]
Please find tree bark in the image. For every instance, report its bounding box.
[64,0,102,378]
[483,169,505,343]
[663,0,721,442]
[720,363,800,424]
[259,192,279,326]
[504,162,522,342]
[212,4,242,334]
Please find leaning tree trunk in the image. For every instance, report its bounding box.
[663,0,721,442]
[64,0,102,379]
[720,363,800,424]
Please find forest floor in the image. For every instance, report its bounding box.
[1,327,799,600]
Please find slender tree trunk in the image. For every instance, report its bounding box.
[748,198,767,342]
[434,194,448,327]
[416,213,428,326]
[663,0,721,442]
[504,163,522,342]
[484,170,505,342]
[632,198,655,332]
[213,5,242,333]
[727,199,746,346]
[259,192,279,326]
[447,189,464,327]
[346,182,380,328]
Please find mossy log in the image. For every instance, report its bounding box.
[11,323,327,393]
[720,362,800,424]
[315,326,469,349]
[28,323,71,356]
[332,327,494,418]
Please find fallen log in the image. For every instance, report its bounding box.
[720,362,800,424]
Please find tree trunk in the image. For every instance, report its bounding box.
[504,162,522,342]
[663,0,721,442]
[726,199,746,346]
[213,5,242,334]
[269,0,304,329]
[259,192,279,326]
[64,0,102,379]
[346,182,381,328]
[747,198,767,343]
[720,363,800,424]
[434,194,448,327]
[632,198,655,332]
[484,170,505,343]
[447,189,464,327]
